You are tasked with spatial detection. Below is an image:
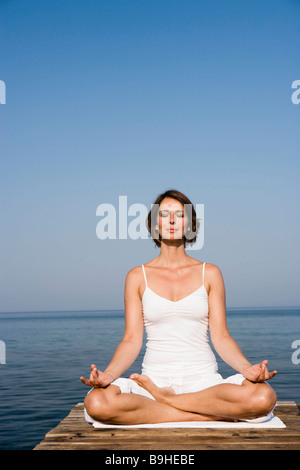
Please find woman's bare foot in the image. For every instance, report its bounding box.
[130,373,239,422]
[130,374,175,404]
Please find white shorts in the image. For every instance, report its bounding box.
[84,372,276,424]
[111,371,246,396]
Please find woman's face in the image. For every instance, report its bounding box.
[156,197,189,242]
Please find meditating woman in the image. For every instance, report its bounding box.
[80,189,277,425]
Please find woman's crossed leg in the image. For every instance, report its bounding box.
[131,374,277,421]
[84,384,226,425]
[84,374,277,425]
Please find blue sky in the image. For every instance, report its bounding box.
[0,0,299,311]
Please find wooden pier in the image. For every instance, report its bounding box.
[34,401,300,450]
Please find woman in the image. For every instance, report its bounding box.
[81,189,277,425]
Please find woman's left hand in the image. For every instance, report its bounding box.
[242,360,277,383]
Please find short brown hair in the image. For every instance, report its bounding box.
[147,189,200,248]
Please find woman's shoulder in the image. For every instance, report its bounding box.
[204,263,225,290]
[123,267,145,299]
[125,263,150,282]
[124,261,157,284]
[187,258,223,274]
[204,262,222,271]
[125,265,144,278]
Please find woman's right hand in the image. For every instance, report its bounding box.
[80,364,114,388]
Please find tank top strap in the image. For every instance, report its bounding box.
[202,262,205,285]
[141,264,148,287]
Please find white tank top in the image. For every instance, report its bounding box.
[141,262,218,378]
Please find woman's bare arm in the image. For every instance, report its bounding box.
[80,267,144,387]
[207,264,251,373]
[207,264,277,381]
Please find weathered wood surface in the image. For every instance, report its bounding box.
[34,401,300,450]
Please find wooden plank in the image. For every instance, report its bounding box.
[33,401,300,450]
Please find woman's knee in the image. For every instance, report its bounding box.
[84,387,119,422]
[247,383,277,416]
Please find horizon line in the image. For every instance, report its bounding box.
[0,305,299,314]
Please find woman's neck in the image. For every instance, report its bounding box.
[155,242,190,268]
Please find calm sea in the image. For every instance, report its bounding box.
[0,307,299,450]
